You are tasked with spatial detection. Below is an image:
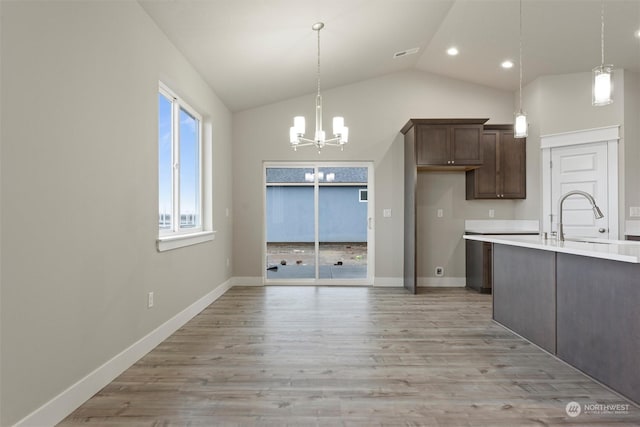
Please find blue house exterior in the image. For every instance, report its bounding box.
[266,185,367,243]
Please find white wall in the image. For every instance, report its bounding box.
[232,70,516,283]
[513,70,630,234]
[0,1,233,425]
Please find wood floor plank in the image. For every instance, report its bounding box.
[59,287,640,426]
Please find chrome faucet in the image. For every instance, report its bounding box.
[557,190,604,242]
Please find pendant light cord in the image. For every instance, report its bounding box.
[600,0,605,65]
[519,0,523,111]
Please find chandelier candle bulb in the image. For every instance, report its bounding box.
[294,116,305,134]
[333,117,344,135]
[340,127,349,144]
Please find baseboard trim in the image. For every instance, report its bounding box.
[231,276,264,286]
[234,277,407,287]
[417,277,466,287]
[14,279,233,427]
[373,277,404,287]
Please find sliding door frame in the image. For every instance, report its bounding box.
[263,161,374,286]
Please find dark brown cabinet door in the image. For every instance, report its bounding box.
[469,131,498,198]
[499,130,526,198]
[465,239,493,293]
[416,125,448,166]
[450,126,483,165]
[466,126,526,199]
[415,124,483,166]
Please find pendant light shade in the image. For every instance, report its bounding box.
[593,65,613,106]
[514,111,528,139]
[593,1,613,106]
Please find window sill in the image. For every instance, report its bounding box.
[157,231,216,252]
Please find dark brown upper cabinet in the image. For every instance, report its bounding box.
[401,118,488,171]
[466,124,526,199]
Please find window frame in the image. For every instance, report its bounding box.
[157,82,214,251]
[359,189,368,203]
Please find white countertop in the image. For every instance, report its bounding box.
[626,220,640,237]
[464,234,640,264]
[464,220,539,234]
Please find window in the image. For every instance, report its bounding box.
[157,82,213,251]
[359,189,368,202]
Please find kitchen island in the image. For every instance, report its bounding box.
[463,234,640,405]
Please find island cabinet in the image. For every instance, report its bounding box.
[402,118,488,171]
[475,234,640,405]
[466,125,526,199]
[492,244,557,354]
[556,254,640,404]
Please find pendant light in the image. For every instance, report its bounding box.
[592,0,613,106]
[289,22,349,152]
[514,0,527,138]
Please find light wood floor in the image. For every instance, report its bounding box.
[60,287,640,426]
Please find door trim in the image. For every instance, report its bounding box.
[540,125,619,238]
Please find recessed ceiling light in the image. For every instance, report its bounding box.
[501,60,514,69]
[446,47,459,56]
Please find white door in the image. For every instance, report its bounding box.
[551,142,609,239]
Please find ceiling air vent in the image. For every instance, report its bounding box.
[393,47,419,58]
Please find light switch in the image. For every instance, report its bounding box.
[489,209,495,218]
[383,209,392,218]
[630,207,640,217]
[437,209,443,218]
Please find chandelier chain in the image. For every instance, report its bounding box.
[317,26,321,97]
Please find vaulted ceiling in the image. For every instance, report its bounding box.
[139,0,640,112]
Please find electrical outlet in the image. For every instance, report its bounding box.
[435,266,444,277]
[489,209,495,218]
[383,208,392,218]
[437,209,443,218]
[147,292,154,308]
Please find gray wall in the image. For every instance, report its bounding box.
[233,70,516,283]
[623,71,640,216]
[0,1,233,425]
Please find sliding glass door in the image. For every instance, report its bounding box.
[265,163,373,284]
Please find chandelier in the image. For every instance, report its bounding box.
[289,22,349,152]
